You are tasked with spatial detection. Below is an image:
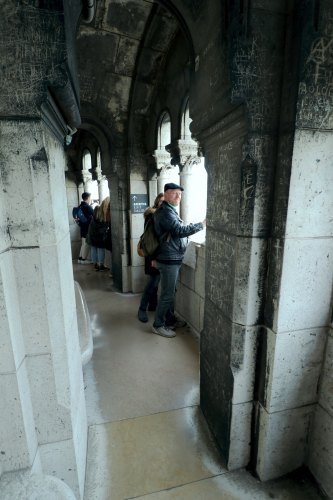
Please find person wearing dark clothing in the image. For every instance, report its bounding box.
[86,197,112,271]
[152,183,206,338]
[78,192,94,264]
[137,193,164,323]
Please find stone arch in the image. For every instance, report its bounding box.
[157,110,171,149]
[155,0,196,67]
[180,95,191,141]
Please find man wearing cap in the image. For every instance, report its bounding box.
[152,182,206,338]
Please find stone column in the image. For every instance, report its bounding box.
[168,140,205,224]
[256,3,333,486]
[82,170,93,194]
[154,148,179,194]
[98,175,110,202]
[0,120,87,498]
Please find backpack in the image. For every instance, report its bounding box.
[137,216,160,257]
[72,206,88,225]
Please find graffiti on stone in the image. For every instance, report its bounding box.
[0,6,66,113]
[239,156,257,232]
[297,12,333,129]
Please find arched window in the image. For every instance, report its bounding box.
[82,148,99,201]
[82,148,92,171]
[96,147,101,171]
[181,98,192,141]
[180,98,207,242]
[158,112,171,149]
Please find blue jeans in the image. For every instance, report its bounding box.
[91,246,105,265]
[139,274,160,311]
[153,262,181,328]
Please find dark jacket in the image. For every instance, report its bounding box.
[86,207,111,250]
[79,201,94,238]
[143,208,159,276]
[153,201,203,262]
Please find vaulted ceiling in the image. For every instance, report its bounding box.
[76,0,180,150]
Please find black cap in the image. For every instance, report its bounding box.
[164,182,184,192]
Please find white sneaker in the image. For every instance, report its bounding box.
[152,325,176,338]
[81,259,92,265]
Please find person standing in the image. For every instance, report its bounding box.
[137,193,164,323]
[78,192,94,264]
[152,183,206,338]
[86,197,111,271]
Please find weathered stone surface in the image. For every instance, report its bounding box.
[176,282,201,332]
[115,36,140,77]
[77,30,119,103]
[228,402,253,470]
[231,326,258,405]
[130,264,146,294]
[205,230,265,326]
[262,327,326,412]
[0,252,24,374]
[256,404,314,481]
[296,0,333,131]
[0,362,37,472]
[307,404,333,499]
[74,281,93,366]
[276,237,333,333]
[318,329,333,416]
[99,73,132,118]
[201,299,258,466]
[0,2,66,116]
[143,9,179,51]
[103,0,152,39]
[286,130,333,238]
[179,263,195,290]
[26,354,72,443]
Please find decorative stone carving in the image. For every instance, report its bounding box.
[153,148,172,171]
[166,140,202,170]
[153,148,180,194]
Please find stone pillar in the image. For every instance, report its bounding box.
[98,175,110,202]
[104,162,130,292]
[83,170,93,194]
[0,120,87,498]
[154,148,179,194]
[256,2,333,485]
[168,140,205,224]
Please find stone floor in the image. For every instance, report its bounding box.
[74,263,325,500]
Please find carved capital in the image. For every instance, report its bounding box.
[82,170,92,184]
[167,140,202,169]
[153,148,172,171]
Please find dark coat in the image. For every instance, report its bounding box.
[153,201,203,262]
[79,201,94,238]
[143,208,159,276]
[86,208,112,250]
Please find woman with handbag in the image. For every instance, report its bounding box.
[87,196,112,271]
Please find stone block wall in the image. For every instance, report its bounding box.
[0,120,87,498]
[65,176,81,260]
[175,241,206,335]
[307,327,333,498]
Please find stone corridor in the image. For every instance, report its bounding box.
[75,263,324,500]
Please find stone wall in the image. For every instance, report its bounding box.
[176,242,206,335]
[0,120,87,497]
[307,327,333,498]
[0,1,87,496]
[66,175,81,260]
[256,0,333,487]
